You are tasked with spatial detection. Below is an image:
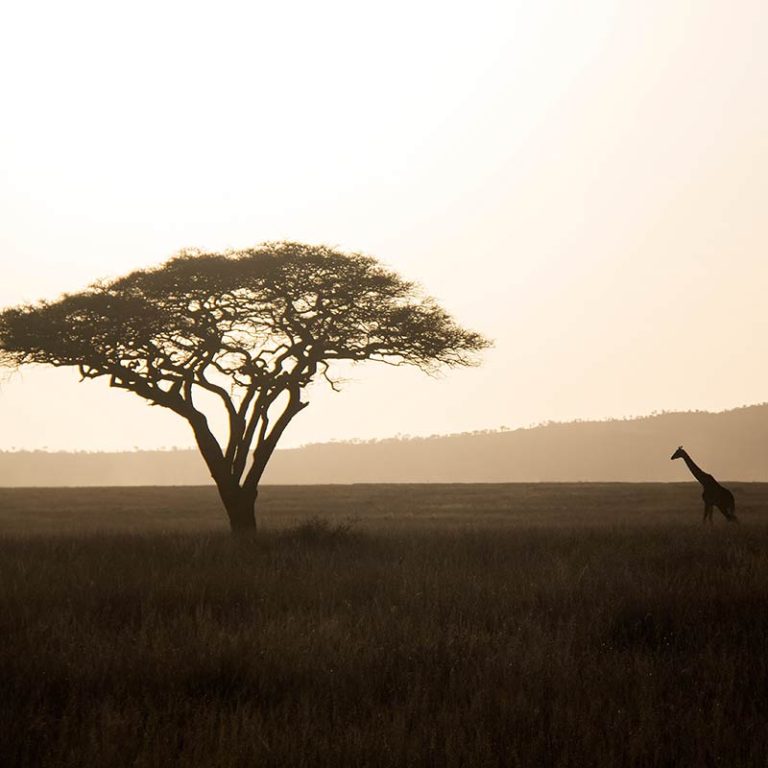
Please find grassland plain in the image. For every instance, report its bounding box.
[1,484,767,767]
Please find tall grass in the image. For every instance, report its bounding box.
[1,486,767,766]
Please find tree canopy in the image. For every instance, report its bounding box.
[0,242,490,531]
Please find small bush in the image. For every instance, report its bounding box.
[284,515,358,545]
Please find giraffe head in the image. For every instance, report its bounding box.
[670,446,685,460]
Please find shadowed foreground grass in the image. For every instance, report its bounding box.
[1,485,767,766]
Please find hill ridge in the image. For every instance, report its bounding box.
[2,403,767,485]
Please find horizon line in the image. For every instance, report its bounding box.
[2,401,766,455]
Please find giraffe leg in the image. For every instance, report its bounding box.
[704,504,713,524]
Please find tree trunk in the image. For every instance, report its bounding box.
[223,488,258,535]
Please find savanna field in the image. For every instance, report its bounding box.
[1,484,767,767]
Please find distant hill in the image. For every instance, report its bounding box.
[1,404,768,486]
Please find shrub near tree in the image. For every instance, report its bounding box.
[0,243,490,533]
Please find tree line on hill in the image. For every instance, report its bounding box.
[1,404,766,486]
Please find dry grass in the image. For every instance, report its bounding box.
[1,484,767,766]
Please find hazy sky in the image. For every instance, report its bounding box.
[1,0,767,451]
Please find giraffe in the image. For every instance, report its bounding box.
[670,446,738,523]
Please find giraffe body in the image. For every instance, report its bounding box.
[670,446,737,523]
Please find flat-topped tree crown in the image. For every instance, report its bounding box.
[0,242,490,532]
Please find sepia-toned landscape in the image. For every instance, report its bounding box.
[3,0,768,765]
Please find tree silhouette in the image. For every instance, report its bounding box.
[0,243,490,532]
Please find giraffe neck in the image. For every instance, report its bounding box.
[680,450,709,485]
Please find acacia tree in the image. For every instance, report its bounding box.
[0,243,490,532]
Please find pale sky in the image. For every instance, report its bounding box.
[1,0,767,451]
